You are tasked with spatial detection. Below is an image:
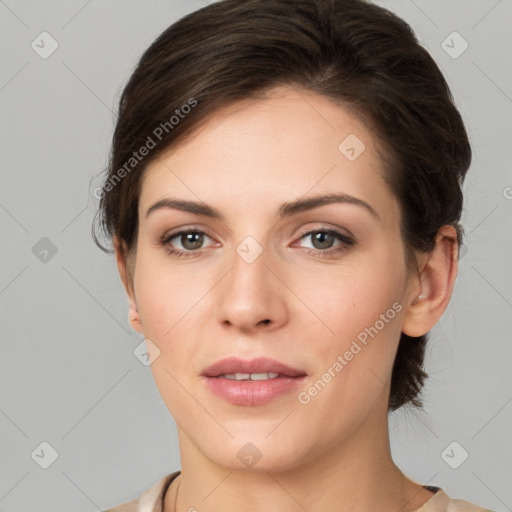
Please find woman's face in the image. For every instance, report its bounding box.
[125,85,417,471]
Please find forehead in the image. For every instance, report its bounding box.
[138,85,399,225]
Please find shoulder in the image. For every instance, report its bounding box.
[102,499,138,512]
[102,497,138,512]
[102,471,180,512]
[420,489,495,512]
[445,497,494,512]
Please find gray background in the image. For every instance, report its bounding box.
[1,1,511,511]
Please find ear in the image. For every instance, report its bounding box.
[114,235,143,334]
[402,225,459,337]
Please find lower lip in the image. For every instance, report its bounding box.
[203,375,306,406]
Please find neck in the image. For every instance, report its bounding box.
[166,401,434,512]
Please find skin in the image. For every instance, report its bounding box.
[115,85,458,512]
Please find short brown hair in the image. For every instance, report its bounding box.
[92,0,471,410]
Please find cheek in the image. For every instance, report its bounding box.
[295,252,406,342]
[290,250,407,407]
[132,256,203,416]
[133,251,204,340]
[292,280,404,439]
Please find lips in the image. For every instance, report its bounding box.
[202,357,306,378]
[202,357,307,406]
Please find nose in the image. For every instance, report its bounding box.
[214,244,288,333]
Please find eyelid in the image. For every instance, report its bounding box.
[293,223,355,242]
[161,224,218,243]
[291,227,355,251]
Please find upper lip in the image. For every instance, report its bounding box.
[202,357,307,377]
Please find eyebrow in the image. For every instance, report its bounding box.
[145,193,379,221]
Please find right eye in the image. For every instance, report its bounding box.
[161,229,217,258]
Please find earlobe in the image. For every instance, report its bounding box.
[129,314,143,334]
[402,225,459,338]
[114,236,143,334]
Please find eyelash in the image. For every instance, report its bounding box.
[160,227,355,260]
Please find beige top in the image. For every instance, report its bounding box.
[103,471,494,512]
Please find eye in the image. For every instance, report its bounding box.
[294,228,355,258]
[161,229,216,258]
[161,227,355,259]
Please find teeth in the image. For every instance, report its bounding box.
[220,372,280,381]
[250,372,279,380]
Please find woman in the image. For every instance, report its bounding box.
[93,0,493,510]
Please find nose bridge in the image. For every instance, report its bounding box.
[214,233,287,330]
[232,235,269,290]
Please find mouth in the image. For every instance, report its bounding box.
[202,356,306,378]
[202,357,307,406]
[217,372,281,380]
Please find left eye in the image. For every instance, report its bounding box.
[294,228,355,253]
[298,230,345,250]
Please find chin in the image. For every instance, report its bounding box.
[196,432,313,474]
